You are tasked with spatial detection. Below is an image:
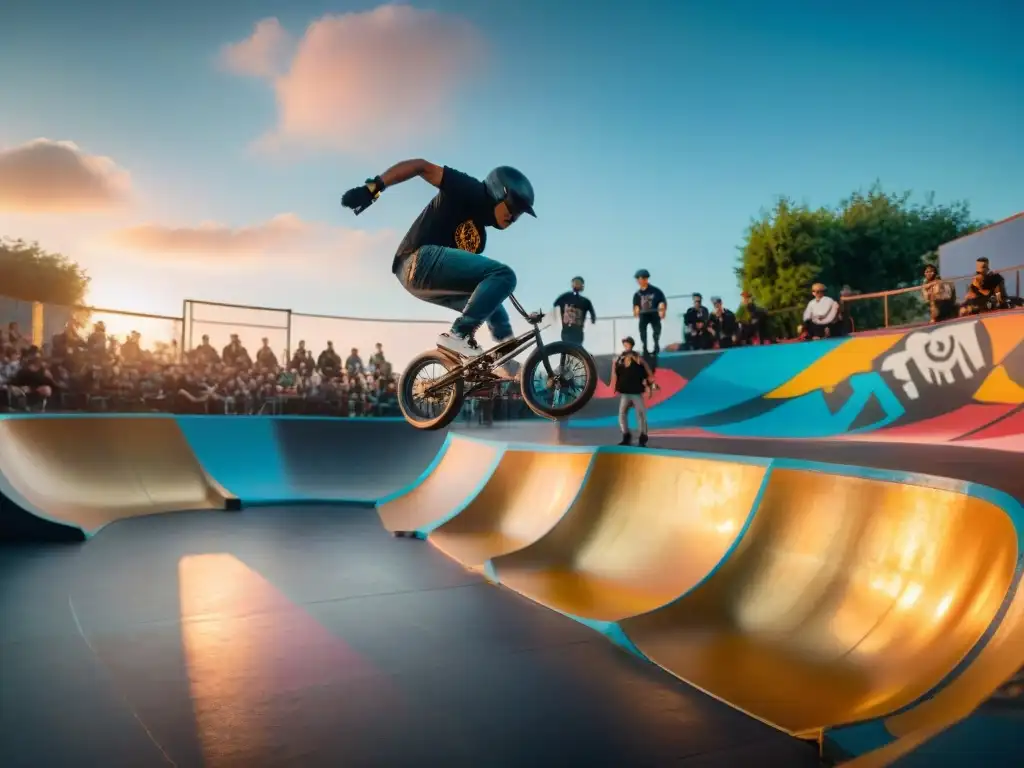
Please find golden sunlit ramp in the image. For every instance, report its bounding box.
[428,448,594,569]
[487,450,771,622]
[0,416,237,537]
[376,435,503,536]
[619,465,1019,738]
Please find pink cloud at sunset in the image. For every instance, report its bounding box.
[0,139,131,213]
[219,17,294,79]
[221,5,486,151]
[106,213,396,265]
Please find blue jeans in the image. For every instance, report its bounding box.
[396,245,516,340]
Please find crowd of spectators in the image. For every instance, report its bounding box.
[1,320,400,415]
[3,258,1021,413]
[677,257,1021,351]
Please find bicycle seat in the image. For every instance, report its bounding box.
[527,310,544,324]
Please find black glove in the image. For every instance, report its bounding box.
[341,176,386,215]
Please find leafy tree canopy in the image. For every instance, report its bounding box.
[735,183,987,331]
[0,237,89,306]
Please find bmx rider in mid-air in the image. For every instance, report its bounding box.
[340,160,535,379]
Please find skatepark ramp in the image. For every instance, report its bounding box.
[0,415,238,539]
[0,415,450,539]
[382,434,1024,762]
[573,311,1024,450]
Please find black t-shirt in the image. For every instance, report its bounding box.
[393,167,496,272]
[633,285,667,315]
[684,305,711,331]
[614,353,649,395]
[553,291,595,330]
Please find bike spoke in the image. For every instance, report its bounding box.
[408,361,455,420]
[527,349,589,409]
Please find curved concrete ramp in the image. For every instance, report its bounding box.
[0,416,237,537]
[429,448,594,568]
[178,417,447,505]
[619,466,1019,737]
[488,451,770,622]
[376,436,503,536]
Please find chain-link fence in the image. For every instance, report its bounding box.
[183,300,291,364]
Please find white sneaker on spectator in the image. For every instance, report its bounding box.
[437,332,482,358]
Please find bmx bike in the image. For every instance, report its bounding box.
[397,294,598,431]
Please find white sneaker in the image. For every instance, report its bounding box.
[437,332,482,358]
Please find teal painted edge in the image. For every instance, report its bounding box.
[823,477,1024,758]
[374,431,455,507]
[449,431,597,454]
[0,412,178,420]
[414,445,508,537]
[0,413,408,423]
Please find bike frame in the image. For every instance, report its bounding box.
[421,294,556,397]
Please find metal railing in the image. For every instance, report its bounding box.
[13,265,1021,372]
[767,265,1023,336]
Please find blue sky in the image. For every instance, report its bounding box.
[1,0,1021,361]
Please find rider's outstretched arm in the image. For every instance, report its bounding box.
[378,159,443,189]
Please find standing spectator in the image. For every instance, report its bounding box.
[193,334,220,365]
[345,347,364,377]
[802,283,840,338]
[708,297,739,348]
[87,322,107,362]
[7,322,25,352]
[553,276,596,346]
[256,337,279,369]
[683,293,713,350]
[121,331,142,364]
[317,341,341,377]
[632,269,667,357]
[369,343,391,378]
[222,334,252,368]
[289,341,308,370]
[736,291,770,345]
[610,336,654,447]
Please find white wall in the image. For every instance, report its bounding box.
[939,213,1024,281]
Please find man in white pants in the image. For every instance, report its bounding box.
[610,336,655,446]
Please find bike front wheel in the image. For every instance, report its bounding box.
[398,350,465,430]
[519,341,597,420]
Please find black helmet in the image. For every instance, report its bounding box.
[484,166,536,218]
[571,275,584,284]
[634,269,650,279]
[622,336,635,346]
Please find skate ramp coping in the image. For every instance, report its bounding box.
[0,415,237,537]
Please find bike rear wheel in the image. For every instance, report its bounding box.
[519,341,597,420]
[398,351,465,430]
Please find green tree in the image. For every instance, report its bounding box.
[735,184,987,334]
[0,237,90,306]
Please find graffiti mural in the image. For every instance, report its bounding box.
[572,310,1024,447]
